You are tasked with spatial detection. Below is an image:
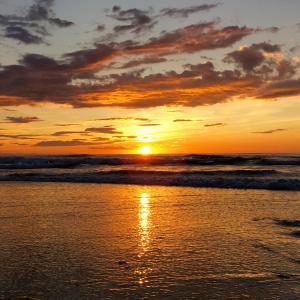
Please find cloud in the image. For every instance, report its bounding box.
[55,123,80,127]
[0,0,73,44]
[204,123,225,127]
[51,131,83,136]
[89,145,132,151]
[96,25,105,32]
[13,142,29,146]
[167,110,184,113]
[224,42,281,72]
[0,9,298,111]
[173,119,192,122]
[95,117,150,122]
[127,22,256,55]
[116,56,167,69]
[115,135,137,139]
[255,79,300,99]
[253,128,287,134]
[4,26,44,44]
[4,116,42,123]
[138,123,160,126]
[0,134,42,140]
[35,139,94,147]
[85,126,122,134]
[160,4,219,18]
[1,108,17,112]
[107,6,157,33]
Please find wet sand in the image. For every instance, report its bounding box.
[0,183,300,299]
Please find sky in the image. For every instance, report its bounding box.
[0,0,300,155]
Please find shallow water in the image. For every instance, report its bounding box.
[0,183,300,299]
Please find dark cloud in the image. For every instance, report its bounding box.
[91,137,111,142]
[0,134,42,140]
[35,139,94,147]
[96,25,105,32]
[290,45,300,53]
[266,26,280,33]
[107,6,157,33]
[254,79,300,99]
[224,42,280,72]
[253,128,287,134]
[0,10,298,110]
[51,131,83,136]
[135,118,150,121]
[160,4,219,18]
[85,126,122,134]
[4,116,42,123]
[0,0,73,44]
[89,144,132,151]
[127,22,257,55]
[204,123,225,127]
[4,26,44,44]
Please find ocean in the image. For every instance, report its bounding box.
[0,154,300,190]
[0,154,300,299]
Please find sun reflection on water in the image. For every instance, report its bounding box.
[135,192,152,285]
[139,192,150,255]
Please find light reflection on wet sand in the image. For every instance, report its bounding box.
[0,183,300,299]
[135,192,152,286]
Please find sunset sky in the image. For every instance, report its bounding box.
[0,0,300,154]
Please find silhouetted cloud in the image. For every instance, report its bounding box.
[85,126,122,134]
[127,22,257,55]
[35,139,94,147]
[107,6,156,33]
[224,42,280,72]
[51,131,83,136]
[160,4,219,18]
[0,0,73,44]
[4,26,44,44]
[253,128,287,134]
[4,116,42,123]
[255,79,300,99]
[0,134,42,140]
[204,123,225,127]
[138,123,160,126]
[0,7,297,110]
[96,25,105,32]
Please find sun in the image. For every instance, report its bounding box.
[140,146,152,155]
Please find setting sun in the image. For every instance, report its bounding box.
[140,146,152,155]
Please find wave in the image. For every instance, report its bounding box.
[1,169,299,191]
[0,154,300,169]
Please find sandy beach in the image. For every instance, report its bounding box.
[1,183,299,299]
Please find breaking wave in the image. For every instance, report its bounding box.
[0,154,299,190]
